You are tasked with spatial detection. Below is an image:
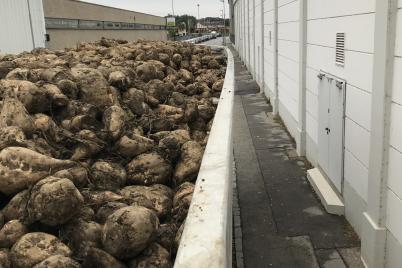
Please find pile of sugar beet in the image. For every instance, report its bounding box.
[0,38,226,268]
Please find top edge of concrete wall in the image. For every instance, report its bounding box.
[174,46,235,268]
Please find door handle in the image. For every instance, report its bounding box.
[325,127,330,135]
[336,81,344,89]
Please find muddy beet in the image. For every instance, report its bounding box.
[0,38,226,265]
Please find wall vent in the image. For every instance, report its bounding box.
[335,33,345,66]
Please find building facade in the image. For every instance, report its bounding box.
[0,0,168,54]
[232,0,402,267]
[43,0,168,50]
[0,0,46,54]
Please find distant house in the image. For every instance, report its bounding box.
[177,22,187,36]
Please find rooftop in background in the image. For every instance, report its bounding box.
[43,0,166,25]
[79,0,230,19]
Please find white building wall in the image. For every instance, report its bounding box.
[0,0,45,54]
[232,0,402,266]
[385,3,402,267]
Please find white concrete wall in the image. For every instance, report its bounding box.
[0,0,46,54]
[175,46,234,268]
[385,3,402,267]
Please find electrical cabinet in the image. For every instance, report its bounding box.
[317,72,346,193]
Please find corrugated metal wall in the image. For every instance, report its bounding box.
[0,0,45,54]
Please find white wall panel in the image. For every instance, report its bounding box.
[388,146,402,201]
[278,0,296,6]
[307,13,375,53]
[278,68,298,97]
[248,0,255,73]
[278,40,299,63]
[254,0,263,86]
[392,57,402,104]
[386,2,402,258]
[344,118,370,168]
[263,0,274,93]
[264,22,274,37]
[345,85,372,131]
[386,190,402,245]
[278,0,299,23]
[264,62,275,91]
[386,231,402,268]
[344,149,369,202]
[306,112,318,143]
[263,0,274,12]
[278,85,298,119]
[306,90,318,119]
[29,0,46,48]
[389,103,402,152]
[278,21,299,41]
[307,0,375,20]
[306,45,373,92]
[264,9,274,23]
[395,9,402,57]
[277,0,299,135]
[278,55,299,87]
[306,67,320,96]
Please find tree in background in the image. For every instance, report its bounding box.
[199,17,230,27]
[166,14,197,33]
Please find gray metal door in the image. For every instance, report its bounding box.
[317,72,346,193]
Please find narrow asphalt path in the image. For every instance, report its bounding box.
[230,46,363,268]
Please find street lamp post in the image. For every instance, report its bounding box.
[197,4,200,34]
[220,0,226,45]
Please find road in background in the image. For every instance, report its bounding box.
[200,37,230,46]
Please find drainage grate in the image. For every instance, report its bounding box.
[335,33,345,66]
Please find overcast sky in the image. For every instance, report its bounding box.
[81,0,229,19]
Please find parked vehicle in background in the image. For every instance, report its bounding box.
[184,34,214,44]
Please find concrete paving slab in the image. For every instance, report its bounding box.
[338,247,365,268]
[233,96,277,267]
[262,236,320,268]
[315,249,346,268]
[235,80,260,95]
[267,175,360,248]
